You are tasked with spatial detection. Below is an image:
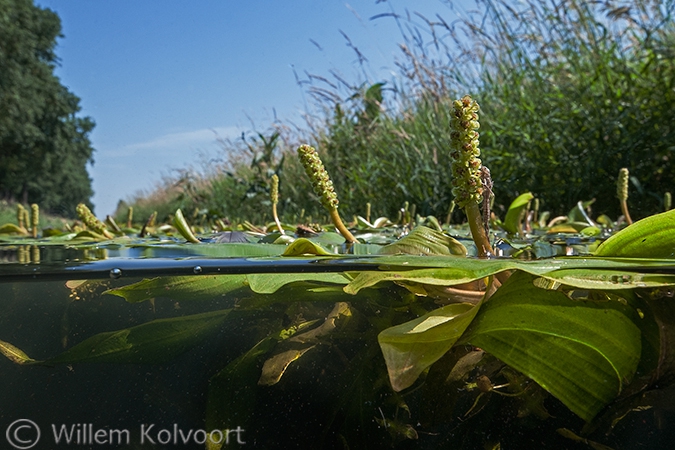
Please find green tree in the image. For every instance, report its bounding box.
[0,0,95,217]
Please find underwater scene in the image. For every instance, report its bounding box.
[2,213,675,450]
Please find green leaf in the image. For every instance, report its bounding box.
[459,272,641,421]
[378,301,481,391]
[0,339,37,365]
[344,264,510,295]
[503,192,534,234]
[105,275,248,303]
[568,199,596,225]
[537,269,675,290]
[595,209,675,258]
[0,223,28,235]
[247,273,349,294]
[343,255,675,294]
[258,302,352,386]
[138,242,288,257]
[378,225,466,256]
[309,232,348,246]
[282,238,337,256]
[173,208,201,243]
[45,309,232,364]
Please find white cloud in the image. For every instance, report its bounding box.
[98,126,241,159]
[91,125,241,216]
[124,126,240,152]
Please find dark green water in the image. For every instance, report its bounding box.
[1,245,674,450]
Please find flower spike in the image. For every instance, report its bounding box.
[297,144,356,243]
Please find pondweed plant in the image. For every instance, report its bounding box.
[449,95,493,257]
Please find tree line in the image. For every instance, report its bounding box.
[0,0,95,217]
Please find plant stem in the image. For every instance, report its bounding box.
[329,209,357,243]
[620,199,633,225]
[272,203,284,234]
[465,202,493,257]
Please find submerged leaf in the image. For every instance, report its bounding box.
[105,275,248,303]
[459,271,641,421]
[0,339,37,365]
[378,301,481,391]
[258,345,317,386]
[537,269,675,290]
[247,273,349,294]
[46,309,232,364]
[259,302,351,386]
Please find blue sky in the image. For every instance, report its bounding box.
[34,0,469,216]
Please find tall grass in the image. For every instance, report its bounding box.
[122,0,675,225]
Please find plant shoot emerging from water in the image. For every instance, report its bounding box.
[617,168,633,225]
[297,144,356,243]
[450,96,494,257]
[270,174,284,234]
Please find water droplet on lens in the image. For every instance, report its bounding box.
[193,266,203,274]
[110,268,122,279]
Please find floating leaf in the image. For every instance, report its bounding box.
[595,209,675,258]
[378,226,466,256]
[378,301,481,391]
[282,238,337,256]
[105,275,248,303]
[0,223,28,235]
[459,272,641,421]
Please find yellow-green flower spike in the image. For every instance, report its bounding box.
[127,206,134,229]
[30,204,39,238]
[297,144,339,211]
[271,174,280,205]
[617,168,629,201]
[450,95,484,208]
[297,144,356,243]
[76,203,114,239]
